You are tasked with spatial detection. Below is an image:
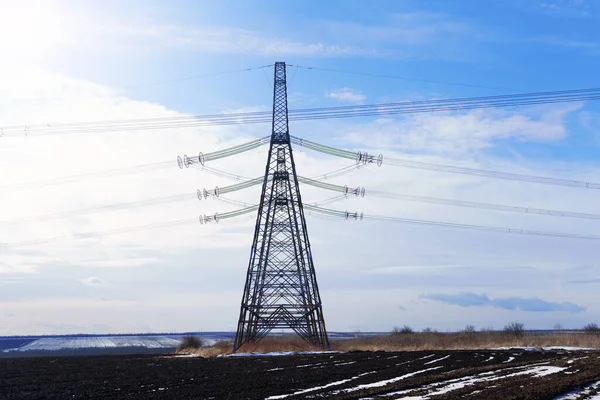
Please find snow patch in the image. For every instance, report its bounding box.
[554,380,600,400]
[567,356,588,364]
[265,371,376,399]
[424,355,450,365]
[265,378,354,399]
[335,367,443,394]
[385,365,567,398]
[333,361,356,366]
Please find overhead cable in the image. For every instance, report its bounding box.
[385,158,600,189]
[0,219,197,248]
[1,65,274,103]
[369,190,600,220]
[0,193,194,224]
[292,136,600,190]
[0,206,258,248]
[0,161,172,191]
[288,64,522,92]
[1,138,268,192]
[3,87,600,136]
[304,205,600,241]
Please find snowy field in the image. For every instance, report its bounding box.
[3,348,600,399]
[10,336,182,351]
[0,333,226,353]
[0,331,359,354]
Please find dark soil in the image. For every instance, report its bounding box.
[1,349,599,399]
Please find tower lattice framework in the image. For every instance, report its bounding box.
[233,62,330,352]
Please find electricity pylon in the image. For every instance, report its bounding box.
[233,62,330,352]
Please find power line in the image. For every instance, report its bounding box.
[306,205,600,241]
[291,135,600,190]
[3,192,598,247]
[385,157,600,189]
[11,174,595,226]
[0,164,365,223]
[0,204,258,248]
[1,137,269,191]
[288,64,523,92]
[0,219,197,248]
[124,65,274,89]
[2,87,599,136]
[368,190,600,220]
[0,65,274,103]
[0,161,171,190]
[0,193,195,224]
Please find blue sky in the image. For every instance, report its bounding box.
[0,0,599,335]
[45,0,600,160]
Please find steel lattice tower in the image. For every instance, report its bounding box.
[233,62,330,352]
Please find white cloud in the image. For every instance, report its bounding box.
[326,88,366,103]
[80,277,105,286]
[340,104,579,156]
[0,62,599,335]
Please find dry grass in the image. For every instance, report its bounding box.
[334,332,600,352]
[176,337,322,357]
[176,332,600,357]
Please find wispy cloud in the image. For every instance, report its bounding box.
[80,277,105,286]
[318,12,471,45]
[326,88,366,103]
[81,11,476,59]
[532,35,600,55]
[0,260,37,275]
[421,292,585,313]
[535,0,599,18]
[110,24,379,57]
[79,257,160,268]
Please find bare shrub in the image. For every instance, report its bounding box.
[503,322,525,338]
[391,325,414,335]
[177,335,203,352]
[421,327,433,333]
[583,323,600,335]
[462,325,476,334]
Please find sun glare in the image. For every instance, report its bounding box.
[0,2,64,59]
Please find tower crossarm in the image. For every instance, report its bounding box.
[298,176,365,197]
[177,136,270,169]
[290,135,383,167]
[197,177,265,200]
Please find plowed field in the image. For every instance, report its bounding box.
[1,349,599,399]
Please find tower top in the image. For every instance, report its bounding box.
[271,63,290,143]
